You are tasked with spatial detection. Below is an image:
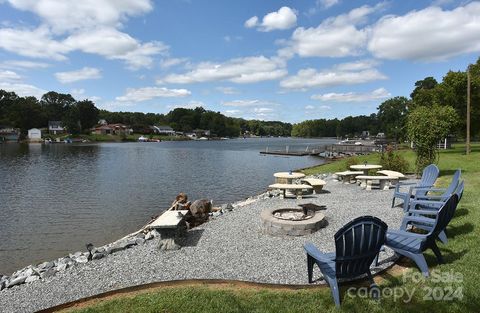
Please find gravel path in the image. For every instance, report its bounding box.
[0,176,408,312]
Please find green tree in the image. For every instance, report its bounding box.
[407,105,458,174]
[377,97,410,141]
[40,91,76,121]
[410,76,438,99]
[76,100,99,131]
[62,105,81,134]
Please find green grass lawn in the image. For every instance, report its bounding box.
[64,144,480,313]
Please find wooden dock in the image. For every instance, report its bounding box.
[260,150,310,156]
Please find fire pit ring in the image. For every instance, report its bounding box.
[260,207,327,236]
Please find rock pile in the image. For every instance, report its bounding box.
[0,229,160,291]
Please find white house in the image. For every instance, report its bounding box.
[48,121,65,134]
[153,125,176,135]
[27,128,42,141]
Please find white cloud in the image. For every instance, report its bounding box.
[244,16,258,28]
[307,0,340,15]
[0,26,70,60]
[71,88,85,97]
[63,28,168,69]
[319,0,340,9]
[253,107,274,113]
[0,68,46,98]
[0,70,21,82]
[0,1,165,69]
[0,82,46,98]
[116,86,191,102]
[55,67,102,84]
[222,99,278,107]
[5,0,153,34]
[70,88,101,102]
[280,61,387,90]
[159,56,287,84]
[167,100,206,110]
[223,106,278,121]
[216,86,239,95]
[224,109,240,115]
[334,59,379,71]
[311,87,391,102]
[368,2,480,61]
[305,105,315,110]
[282,4,383,58]
[160,57,188,69]
[0,60,50,70]
[245,7,297,31]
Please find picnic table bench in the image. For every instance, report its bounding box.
[355,175,399,190]
[145,210,189,250]
[300,178,326,194]
[268,183,313,199]
[334,171,364,184]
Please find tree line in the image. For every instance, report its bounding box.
[292,57,480,140]
[0,90,292,138]
[1,57,479,139]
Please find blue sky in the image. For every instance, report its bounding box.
[0,0,479,123]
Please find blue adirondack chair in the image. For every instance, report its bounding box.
[304,216,387,307]
[402,180,464,244]
[385,194,458,277]
[391,164,439,211]
[409,169,461,204]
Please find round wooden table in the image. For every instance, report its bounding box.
[349,164,382,175]
[274,172,305,184]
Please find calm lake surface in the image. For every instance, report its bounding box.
[0,137,336,274]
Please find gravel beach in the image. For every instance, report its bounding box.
[0,176,408,312]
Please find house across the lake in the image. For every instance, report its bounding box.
[94,124,132,136]
[27,128,42,142]
[48,121,65,135]
[0,126,20,142]
[152,125,175,135]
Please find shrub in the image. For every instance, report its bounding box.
[380,145,409,173]
[345,156,360,170]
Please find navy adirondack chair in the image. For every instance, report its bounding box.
[391,164,439,211]
[385,194,458,277]
[402,180,464,244]
[304,216,387,307]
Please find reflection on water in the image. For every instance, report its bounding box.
[0,138,335,274]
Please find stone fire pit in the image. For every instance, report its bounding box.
[260,206,327,236]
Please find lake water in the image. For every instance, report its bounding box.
[0,137,336,274]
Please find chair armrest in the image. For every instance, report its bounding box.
[401,215,435,230]
[304,242,334,265]
[409,199,445,209]
[414,187,447,192]
[387,229,427,239]
[415,194,447,201]
[397,181,417,186]
[409,184,434,194]
[408,208,440,217]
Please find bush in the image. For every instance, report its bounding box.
[380,145,409,173]
[345,156,360,170]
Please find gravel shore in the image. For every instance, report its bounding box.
[0,176,407,312]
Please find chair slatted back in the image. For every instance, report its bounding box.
[441,170,461,199]
[455,180,464,202]
[430,195,459,239]
[416,164,440,197]
[334,216,387,279]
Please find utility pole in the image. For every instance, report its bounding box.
[467,66,471,155]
